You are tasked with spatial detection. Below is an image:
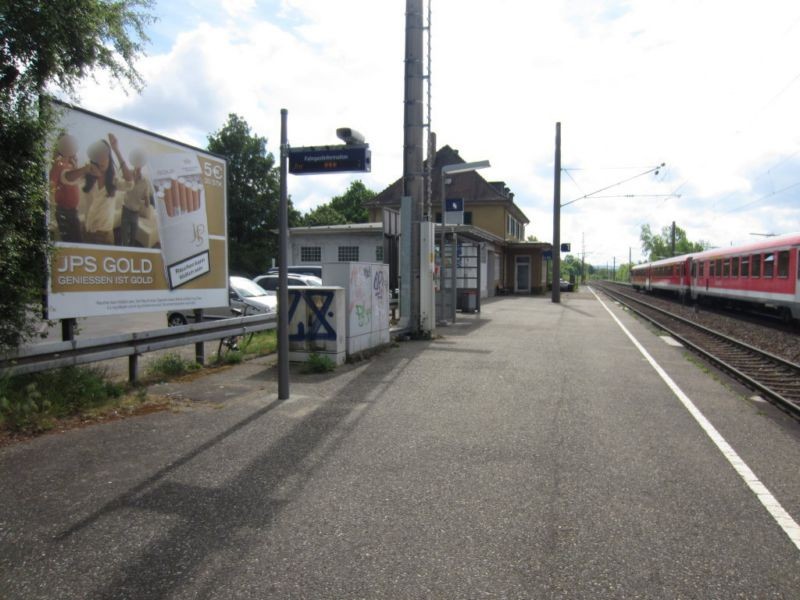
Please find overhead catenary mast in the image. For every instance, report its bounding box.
[404,0,425,333]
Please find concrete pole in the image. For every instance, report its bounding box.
[278,109,290,400]
[404,0,425,333]
[551,122,561,303]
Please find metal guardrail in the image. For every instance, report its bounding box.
[0,313,277,379]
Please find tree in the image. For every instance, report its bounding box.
[0,0,153,351]
[526,234,539,242]
[302,204,346,227]
[207,114,300,276]
[640,223,708,261]
[560,254,583,282]
[301,180,375,226]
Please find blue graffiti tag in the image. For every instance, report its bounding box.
[288,290,337,342]
[373,269,385,300]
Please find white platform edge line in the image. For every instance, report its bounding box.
[588,286,800,552]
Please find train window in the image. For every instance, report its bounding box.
[715,259,722,278]
[764,252,774,278]
[722,259,730,278]
[699,261,704,277]
[691,262,696,277]
[777,250,789,278]
[731,257,739,278]
[751,254,761,278]
[741,256,749,278]
[709,261,715,278]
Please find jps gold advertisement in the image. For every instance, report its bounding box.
[47,102,228,319]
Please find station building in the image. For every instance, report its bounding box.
[288,145,551,298]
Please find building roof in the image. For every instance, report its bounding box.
[289,222,383,235]
[366,145,530,224]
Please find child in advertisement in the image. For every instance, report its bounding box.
[49,134,82,243]
[64,133,133,245]
[120,148,154,247]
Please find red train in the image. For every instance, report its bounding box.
[630,233,800,320]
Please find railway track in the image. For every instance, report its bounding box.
[594,282,800,419]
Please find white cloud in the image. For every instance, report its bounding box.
[74,0,800,264]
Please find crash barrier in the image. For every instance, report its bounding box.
[0,313,277,382]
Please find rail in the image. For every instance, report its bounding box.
[594,282,800,419]
[0,313,277,381]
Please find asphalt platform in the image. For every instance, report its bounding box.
[2,287,799,599]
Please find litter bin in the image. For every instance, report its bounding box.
[459,290,478,313]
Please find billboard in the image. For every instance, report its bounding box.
[46,102,228,319]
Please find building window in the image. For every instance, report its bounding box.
[435,212,442,223]
[464,211,473,225]
[338,246,359,262]
[300,246,321,262]
[376,245,384,262]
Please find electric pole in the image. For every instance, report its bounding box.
[551,122,561,303]
[404,0,424,333]
[670,221,676,257]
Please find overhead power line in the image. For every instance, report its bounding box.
[561,163,665,208]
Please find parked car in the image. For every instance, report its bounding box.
[559,279,574,292]
[266,265,322,278]
[252,273,323,291]
[166,276,276,326]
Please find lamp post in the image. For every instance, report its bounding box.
[438,160,490,324]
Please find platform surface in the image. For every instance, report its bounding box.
[2,287,799,599]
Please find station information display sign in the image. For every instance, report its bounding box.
[288,145,371,175]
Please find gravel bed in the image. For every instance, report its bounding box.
[607,286,800,365]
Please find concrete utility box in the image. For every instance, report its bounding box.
[322,262,390,355]
[288,286,346,365]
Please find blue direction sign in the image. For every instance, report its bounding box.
[288,145,371,175]
[445,198,463,212]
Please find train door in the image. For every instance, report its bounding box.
[689,258,698,300]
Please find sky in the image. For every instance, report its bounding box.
[72,0,800,266]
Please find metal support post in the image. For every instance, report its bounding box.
[193,309,204,364]
[61,318,75,342]
[278,108,290,400]
[552,122,561,303]
[129,354,138,384]
[451,233,458,320]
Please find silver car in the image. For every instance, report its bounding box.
[166,276,277,326]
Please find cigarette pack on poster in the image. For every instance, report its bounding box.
[151,152,210,289]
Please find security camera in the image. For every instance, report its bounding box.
[336,128,366,145]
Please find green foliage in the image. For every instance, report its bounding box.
[302,352,336,374]
[302,180,375,226]
[302,203,347,227]
[146,352,200,378]
[239,330,277,356]
[0,1,153,95]
[207,114,300,276]
[640,224,708,261]
[0,367,123,432]
[0,0,153,352]
[559,254,584,281]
